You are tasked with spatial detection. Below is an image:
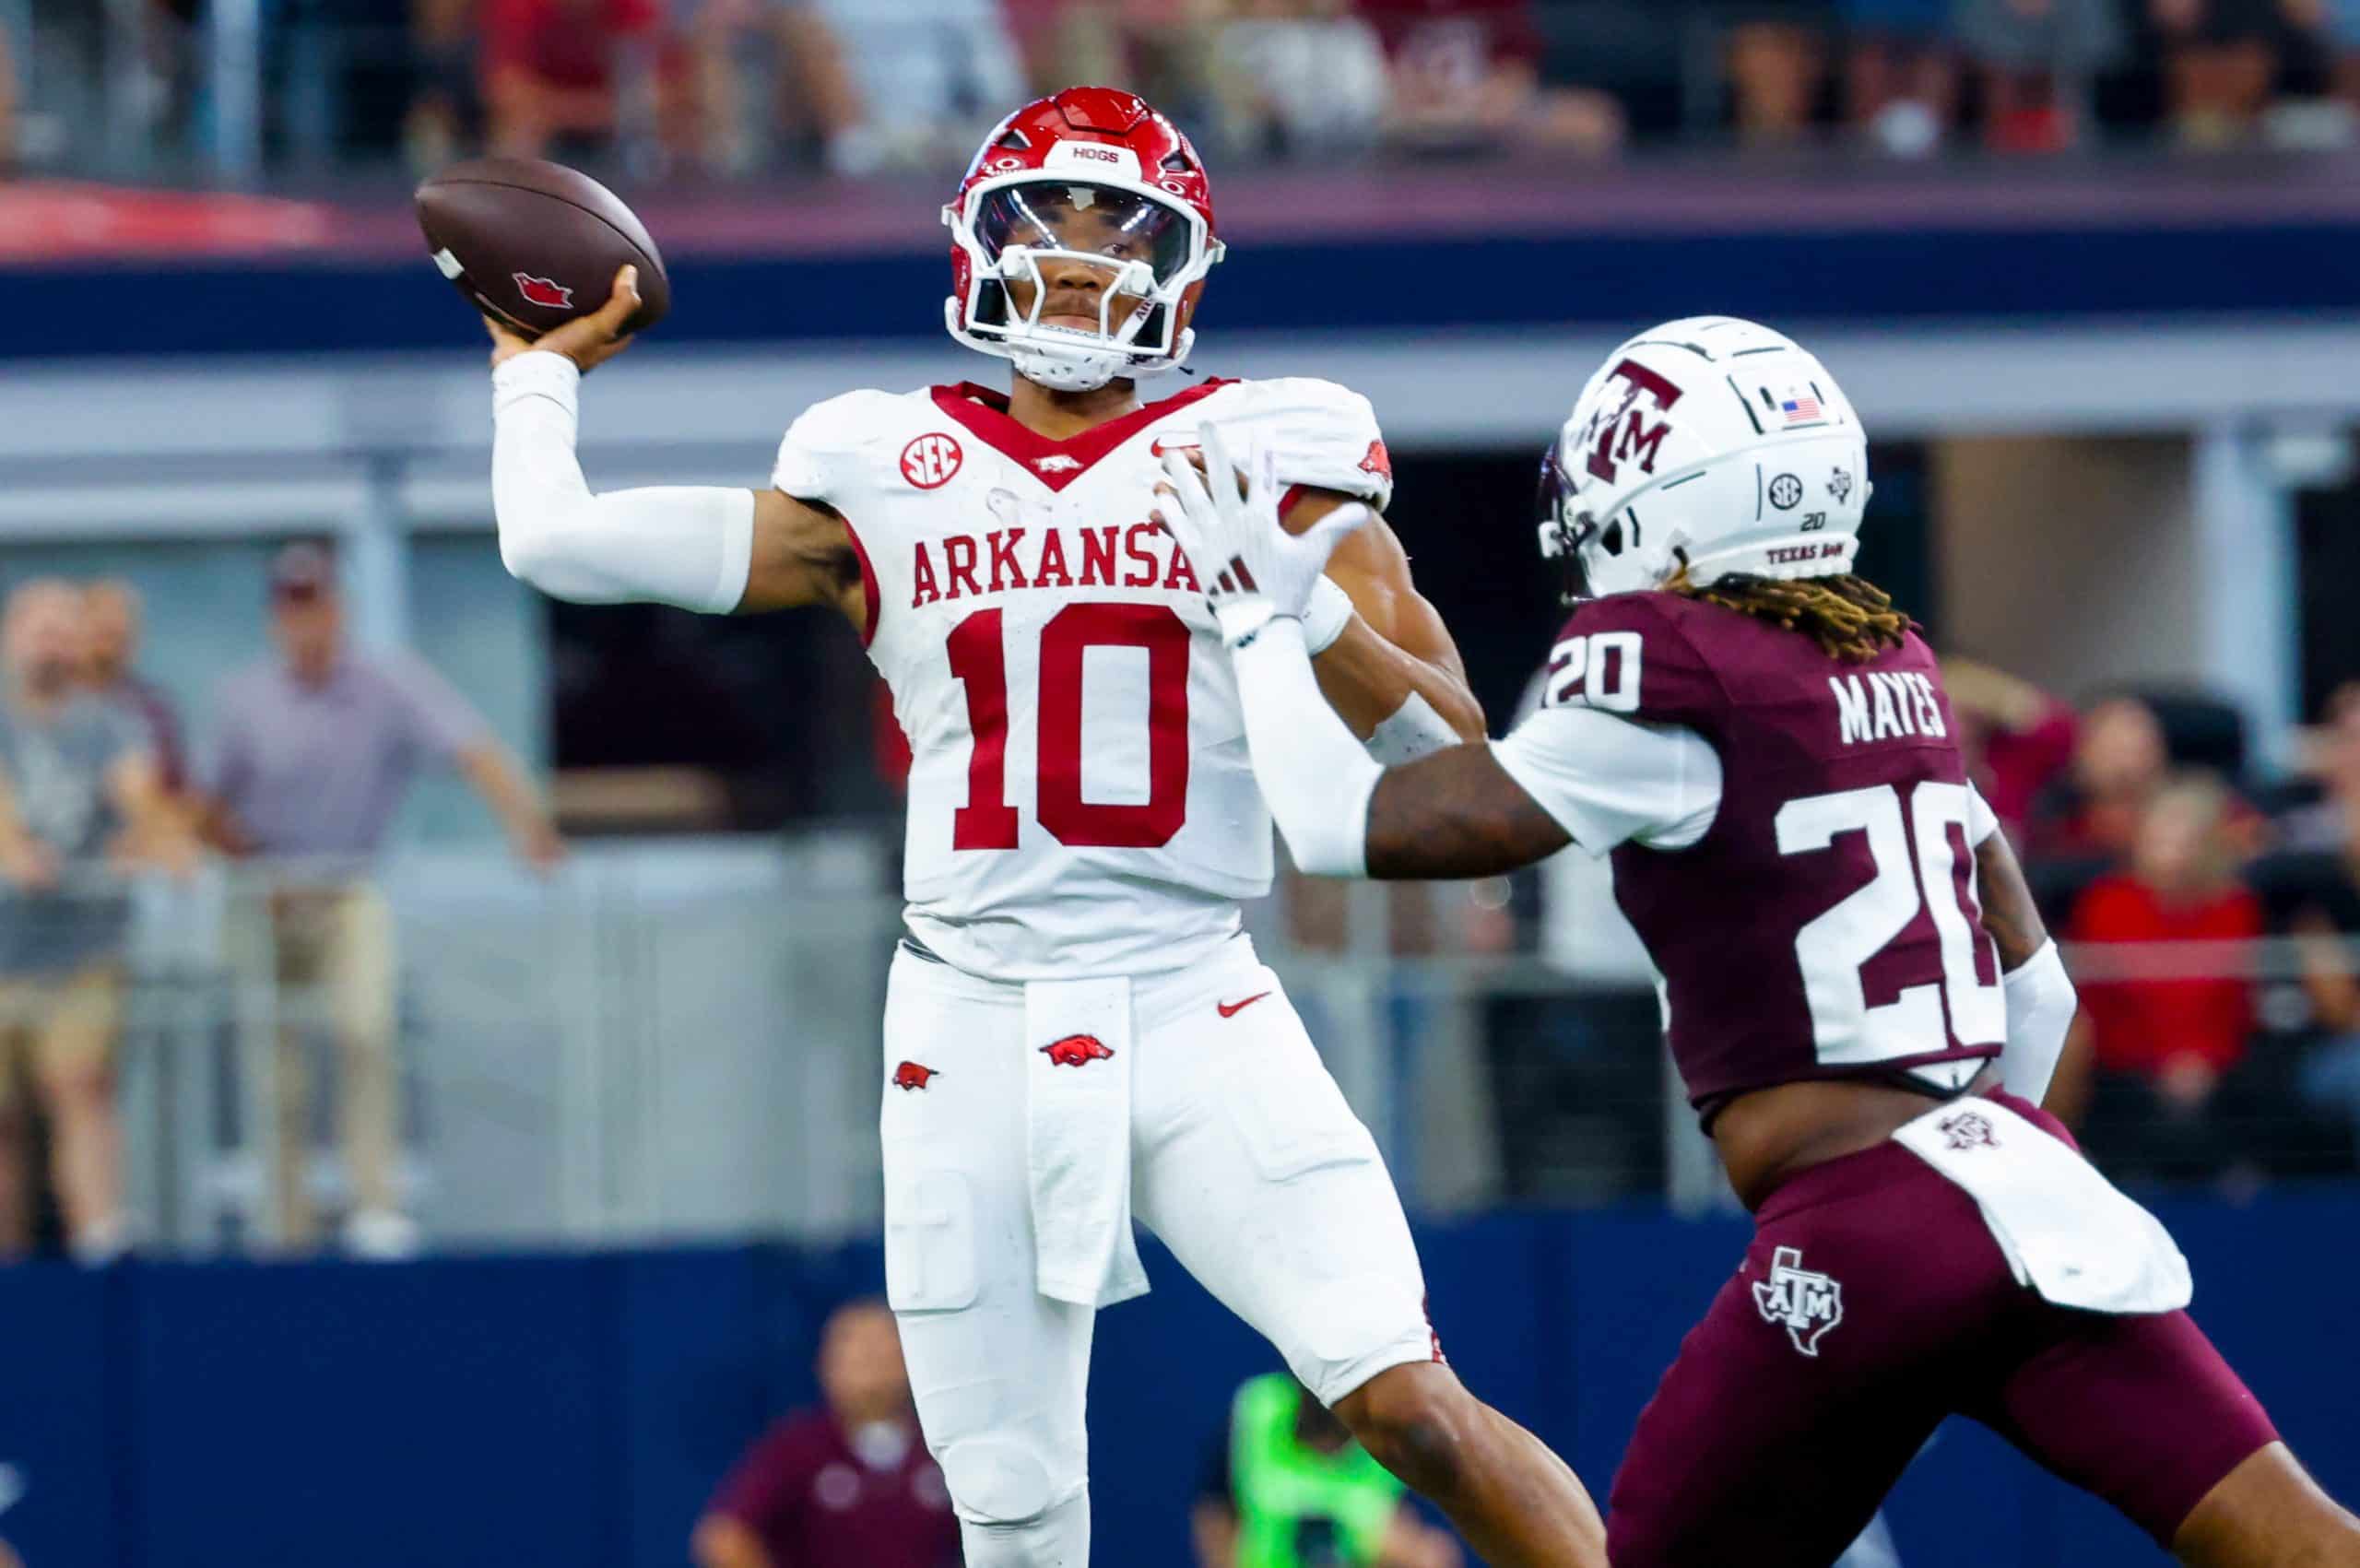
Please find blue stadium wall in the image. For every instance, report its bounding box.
[3,1192,2354,1568]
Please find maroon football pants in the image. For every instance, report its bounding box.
[1606,1092,2278,1568]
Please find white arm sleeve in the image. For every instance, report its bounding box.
[2000,938,2077,1105]
[491,351,755,614]
[1228,619,1383,878]
[1487,706,1722,856]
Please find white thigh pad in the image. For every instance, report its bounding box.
[884,1167,982,1314]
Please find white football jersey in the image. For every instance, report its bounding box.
[773,376,1395,980]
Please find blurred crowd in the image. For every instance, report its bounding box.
[1947,661,2360,1190]
[0,545,560,1265]
[6,0,2360,181]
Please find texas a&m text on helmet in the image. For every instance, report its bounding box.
[944,88,1224,395]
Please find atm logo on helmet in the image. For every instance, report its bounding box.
[1585,359,1684,486]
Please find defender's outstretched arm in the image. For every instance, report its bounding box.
[488,267,867,628]
[1284,488,1485,758]
[1155,427,1575,879]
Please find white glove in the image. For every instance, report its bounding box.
[1154,422,1372,648]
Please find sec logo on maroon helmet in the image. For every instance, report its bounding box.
[1039,1034,1115,1068]
[900,433,964,489]
[891,1061,941,1091]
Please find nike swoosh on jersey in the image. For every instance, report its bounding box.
[1216,992,1272,1019]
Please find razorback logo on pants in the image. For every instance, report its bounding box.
[1039,1034,1115,1068]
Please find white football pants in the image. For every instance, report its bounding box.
[879,936,1434,1562]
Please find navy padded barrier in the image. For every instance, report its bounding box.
[6,222,2358,359]
[0,1192,2353,1567]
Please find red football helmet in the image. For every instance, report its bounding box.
[944,88,1224,392]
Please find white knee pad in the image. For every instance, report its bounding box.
[938,1432,1063,1525]
[957,1487,1091,1568]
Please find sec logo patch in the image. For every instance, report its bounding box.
[901,433,963,489]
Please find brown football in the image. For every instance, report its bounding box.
[415,158,670,339]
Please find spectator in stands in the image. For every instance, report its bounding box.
[0,581,192,1263]
[2319,0,2360,119]
[691,1299,957,1568]
[1193,1370,1461,1568]
[198,543,563,1257]
[1210,0,1392,157]
[407,0,480,170]
[678,0,864,174]
[2147,0,2300,145]
[1010,0,1219,124]
[1359,0,1622,155]
[804,0,1025,171]
[1942,654,2075,845]
[1724,2,1825,146]
[80,581,188,803]
[2060,774,2263,1178]
[1955,0,2126,151]
[480,0,663,160]
[2271,685,2360,1159]
[0,15,18,170]
[1839,0,1958,154]
[2029,692,2170,863]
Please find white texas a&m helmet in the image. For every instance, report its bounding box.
[1538,317,1871,600]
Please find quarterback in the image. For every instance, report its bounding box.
[483,88,1605,1568]
[1157,315,2360,1568]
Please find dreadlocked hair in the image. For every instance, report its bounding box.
[1666,570,1911,664]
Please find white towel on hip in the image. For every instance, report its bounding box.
[1894,1098,2192,1315]
[1025,975,1149,1308]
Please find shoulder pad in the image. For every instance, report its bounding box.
[1538,593,1723,724]
[771,389,920,501]
[1218,377,1393,513]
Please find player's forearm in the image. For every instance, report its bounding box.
[1231,619,1383,877]
[491,351,754,613]
[1312,617,1484,761]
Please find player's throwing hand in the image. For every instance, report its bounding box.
[485,264,642,373]
[1154,422,1371,649]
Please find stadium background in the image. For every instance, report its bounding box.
[3,0,2359,1563]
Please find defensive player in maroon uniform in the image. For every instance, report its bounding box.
[1156,316,2360,1567]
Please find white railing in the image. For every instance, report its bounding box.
[12,847,2354,1259]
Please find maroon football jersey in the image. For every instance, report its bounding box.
[1542,592,2005,1122]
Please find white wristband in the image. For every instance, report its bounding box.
[1302,575,1355,656]
[2000,938,2077,1107]
[491,350,582,416]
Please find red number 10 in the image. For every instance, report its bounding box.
[946,603,1192,851]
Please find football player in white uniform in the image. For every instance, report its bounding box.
[484,87,1606,1568]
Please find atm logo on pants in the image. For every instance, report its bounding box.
[1753,1245,1843,1356]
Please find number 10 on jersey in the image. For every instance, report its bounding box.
[947,603,1193,850]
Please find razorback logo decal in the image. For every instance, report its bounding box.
[1039,1034,1115,1068]
[891,1061,940,1092]
[513,272,574,310]
[1358,438,1392,482]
